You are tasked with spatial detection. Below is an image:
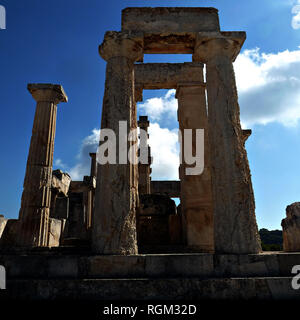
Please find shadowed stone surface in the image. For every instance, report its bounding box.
[151,181,181,198]
[92,31,143,255]
[18,84,68,248]
[282,202,300,252]
[176,83,214,253]
[193,33,261,254]
[122,7,220,33]
[135,62,204,90]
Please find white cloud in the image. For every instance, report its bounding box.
[57,45,300,182]
[138,89,180,180]
[56,129,100,180]
[54,158,67,169]
[148,122,179,180]
[234,47,300,127]
[139,89,177,122]
[292,1,300,29]
[56,124,179,182]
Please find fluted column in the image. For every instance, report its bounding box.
[193,33,261,254]
[176,81,214,252]
[92,31,143,254]
[18,84,68,247]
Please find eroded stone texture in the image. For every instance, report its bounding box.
[282,202,300,252]
[48,218,63,247]
[92,31,143,254]
[135,62,204,90]
[176,83,214,253]
[18,84,68,247]
[193,33,261,254]
[51,170,71,196]
[242,129,252,145]
[122,7,220,33]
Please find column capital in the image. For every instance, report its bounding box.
[193,31,246,63]
[99,31,144,62]
[138,115,149,129]
[27,84,68,104]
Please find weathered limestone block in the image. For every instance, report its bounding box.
[48,218,63,247]
[122,7,220,33]
[135,63,204,90]
[18,84,68,247]
[176,83,214,253]
[282,202,300,252]
[0,215,7,239]
[193,33,261,254]
[92,31,143,254]
[52,170,71,196]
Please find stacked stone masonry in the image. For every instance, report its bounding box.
[0,8,299,302]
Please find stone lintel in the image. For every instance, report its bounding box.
[99,31,144,62]
[144,32,196,54]
[151,180,181,198]
[122,7,220,33]
[135,62,204,90]
[27,83,68,104]
[193,31,246,62]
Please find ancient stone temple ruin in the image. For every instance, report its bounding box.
[0,7,299,301]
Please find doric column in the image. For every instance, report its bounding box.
[92,31,143,254]
[18,84,68,247]
[176,81,214,252]
[193,33,261,254]
[138,116,151,195]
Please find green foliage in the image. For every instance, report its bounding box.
[259,228,283,251]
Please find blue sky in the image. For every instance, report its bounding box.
[1,0,300,230]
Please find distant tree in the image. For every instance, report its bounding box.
[259,228,283,251]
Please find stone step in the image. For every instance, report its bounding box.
[0,277,299,300]
[0,252,299,279]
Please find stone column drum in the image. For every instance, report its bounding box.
[193,34,261,254]
[18,84,68,247]
[176,82,214,252]
[92,31,143,254]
